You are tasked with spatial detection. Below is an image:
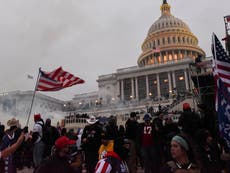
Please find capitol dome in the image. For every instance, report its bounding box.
[138,0,205,66]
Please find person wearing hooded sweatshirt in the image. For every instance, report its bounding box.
[95,137,129,173]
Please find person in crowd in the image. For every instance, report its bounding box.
[118,125,125,137]
[35,136,76,173]
[0,124,5,141]
[0,118,20,173]
[106,116,119,140]
[95,137,130,173]
[196,129,223,173]
[178,103,201,139]
[137,113,158,173]
[160,134,200,173]
[81,115,102,173]
[42,118,60,159]
[22,131,34,169]
[153,112,165,167]
[76,129,83,151]
[164,116,180,161]
[125,112,139,173]
[98,130,114,160]
[32,113,45,169]
[197,104,217,137]
[0,131,25,160]
[61,128,67,136]
[218,137,230,173]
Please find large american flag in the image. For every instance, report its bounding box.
[212,33,230,149]
[36,67,85,91]
[212,33,230,88]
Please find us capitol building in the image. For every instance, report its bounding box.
[0,1,207,130]
[62,0,207,129]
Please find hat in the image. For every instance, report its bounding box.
[34,114,41,120]
[183,103,191,110]
[55,136,76,149]
[172,135,189,151]
[7,118,19,127]
[86,115,98,124]
[143,114,151,121]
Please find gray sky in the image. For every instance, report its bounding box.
[0,0,229,101]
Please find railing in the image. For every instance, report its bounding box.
[163,95,191,112]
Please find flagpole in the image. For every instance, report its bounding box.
[26,67,41,126]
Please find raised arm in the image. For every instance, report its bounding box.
[1,132,24,159]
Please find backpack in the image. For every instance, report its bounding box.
[36,122,49,145]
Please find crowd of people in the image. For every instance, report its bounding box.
[0,102,230,173]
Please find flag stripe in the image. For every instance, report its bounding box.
[36,67,85,92]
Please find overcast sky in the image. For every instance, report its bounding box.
[0,0,229,101]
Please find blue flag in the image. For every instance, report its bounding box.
[218,78,230,150]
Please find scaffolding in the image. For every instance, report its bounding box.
[189,60,215,111]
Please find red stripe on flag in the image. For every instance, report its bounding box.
[101,162,109,172]
[219,73,230,80]
[217,64,230,72]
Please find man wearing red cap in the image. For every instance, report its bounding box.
[32,113,45,169]
[178,103,201,139]
[35,136,76,173]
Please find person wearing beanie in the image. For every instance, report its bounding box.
[160,135,200,173]
[183,103,191,111]
[137,113,159,173]
[32,113,45,168]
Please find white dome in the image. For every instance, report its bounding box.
[148,14,191,35]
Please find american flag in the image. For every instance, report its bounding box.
[36,67,84,91]
[152,47,160,53]
[217,78,230,150]
[212,33,230,88]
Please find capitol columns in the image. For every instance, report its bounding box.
[184,69,189,90]
[156,73,161,98]
[146,75,150,99]
[168,72,172,93]
[131,78,135,99]
[172,71,176,89]
[121,80,124,101]
[135,77,139,101]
